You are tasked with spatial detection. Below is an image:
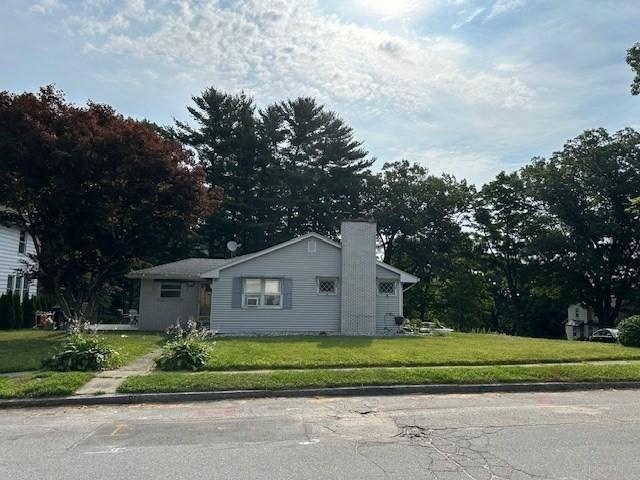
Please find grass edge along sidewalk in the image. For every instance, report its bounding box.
[118,363,640,394]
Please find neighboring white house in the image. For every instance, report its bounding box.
[565,303,599,340]
[0,223,37,298]
[128,220,419,335]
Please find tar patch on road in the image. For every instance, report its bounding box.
[77,417,307,450]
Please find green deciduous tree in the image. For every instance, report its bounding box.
[524,128,640,325]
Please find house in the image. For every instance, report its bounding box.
[0,223,37,298]
[565,303,599,340]
[127,219,419,335]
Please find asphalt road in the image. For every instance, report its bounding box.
[1,389,639,480]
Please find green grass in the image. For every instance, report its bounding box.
[0,372,94,398]
[206,333,640,371]
[119,364,640,394]
[0,330,164,373]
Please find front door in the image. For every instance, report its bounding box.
[198,283,212,328]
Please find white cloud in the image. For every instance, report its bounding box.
[486,0,526,20]
[452,7,485,29]
[65,0,535,114]
[28,0,63,15]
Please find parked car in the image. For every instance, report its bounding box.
[589,328,619,343]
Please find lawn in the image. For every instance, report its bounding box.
[119,363,640,394]
[0,330,164,373]
[206,333,640,371]
[0,372,94,399]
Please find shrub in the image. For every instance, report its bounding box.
[156,319,214,371]
[155,337,212,371]
[0,294,15,330]
[12,294,23,329]
[42,333,120,371]
[22,297,36,328]
[618,315,640,347]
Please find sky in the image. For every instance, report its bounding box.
[1,0,639,185]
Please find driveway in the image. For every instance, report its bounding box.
[1,389,639,479]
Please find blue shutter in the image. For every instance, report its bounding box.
[282,278,293,309]
[232,277,242,308]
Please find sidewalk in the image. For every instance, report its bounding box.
[74,349,160,395]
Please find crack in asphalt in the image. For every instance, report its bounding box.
[393,423,571,480]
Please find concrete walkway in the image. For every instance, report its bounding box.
[74,349,160,395]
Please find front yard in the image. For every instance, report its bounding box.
[206,333,640,370]
[0,330,163,398]
[0,330,164,373]
[2,331,640,399]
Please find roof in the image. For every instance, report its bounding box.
[127,256,249,280]
[200,232,420,284]
[128,232,419,284]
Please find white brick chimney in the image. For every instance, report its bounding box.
[340,219,377,335]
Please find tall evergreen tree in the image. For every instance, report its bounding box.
[176,90,374,254]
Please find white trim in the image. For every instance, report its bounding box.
[200,232,419,284]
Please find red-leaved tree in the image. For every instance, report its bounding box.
[0,86,222,319]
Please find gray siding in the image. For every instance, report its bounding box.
[0,224,37,297]
[212,239,341,334]
[375,272,402,334]
[138,279,201,331]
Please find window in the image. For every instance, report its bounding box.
[377,280,396,296]
[14,276,23,296]
[159,282,182,299]
[243,278,282,308]
[307,239,317,253]
[317,277,337,295]
[22,280,30,300]
[6,275,14,294]
[18,230,27,254]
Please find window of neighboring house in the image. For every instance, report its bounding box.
[18,230,27,254]
[159,282,182,299]
[307,239,317,253]
[22,280,30,300]
[317,277,337,295]
[14,276,23,296]
[377,280,396,296]
[6,275,14,295]
[243,278,282,308]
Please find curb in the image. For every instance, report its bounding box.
[2,381,640,409]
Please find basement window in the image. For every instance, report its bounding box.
[377,280,396,296]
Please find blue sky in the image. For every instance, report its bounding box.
[1,0,639,185]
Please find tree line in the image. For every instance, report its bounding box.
[0,43,638,336]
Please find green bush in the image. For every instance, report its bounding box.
[155,338,212,371]
[22,297,36,328]
[12,294,23,329]
[619,316,640,347]
[42,333,121,371]
[0,295,15,330]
